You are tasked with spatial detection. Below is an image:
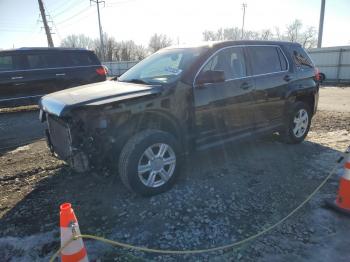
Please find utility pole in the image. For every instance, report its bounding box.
[91,0,105,60]
[241,3,247,39]
[317,0,326,48]
[38,0,54,47]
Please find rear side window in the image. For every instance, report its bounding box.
[247,46,287,75]
[0,55,13,71]
[66,52,97,66]
[291,46,314,70]
[277,48,288,71]
[26,53,64,69]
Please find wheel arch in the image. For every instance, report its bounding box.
[295,93,315,116]
[111,109,188,154]
[285,89,316,116]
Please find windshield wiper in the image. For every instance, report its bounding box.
[123,78,149,84]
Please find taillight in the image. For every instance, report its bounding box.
[96,66,107,76]
[314,67,320,81]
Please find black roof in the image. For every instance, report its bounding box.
[212,40,300,47]
[167,40,301,50]
[0,47,91,53]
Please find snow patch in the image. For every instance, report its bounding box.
[10,145,30,154]
[0,230,57,261]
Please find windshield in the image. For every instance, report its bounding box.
[118,47,207,84]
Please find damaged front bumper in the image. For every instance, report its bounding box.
[44,114,90,173]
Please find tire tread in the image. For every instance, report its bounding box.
[118,129,179,195]
[281,101,311,144]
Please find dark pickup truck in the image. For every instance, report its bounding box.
[39,40,319,196]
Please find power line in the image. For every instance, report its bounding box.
[0,20,38,31]
[0,28,38,33]
[0,22,37,27]
[51,0,86,18]
[55,5,91,25]
[45,0,73,13]
[106,0,138,6]
[13,23,43,48]
[57,9,95,28]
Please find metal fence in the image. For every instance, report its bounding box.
[102,61,139,77]
[308,46,350,84]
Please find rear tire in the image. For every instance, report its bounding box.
[280,101,311,144]
[118,129,181,196]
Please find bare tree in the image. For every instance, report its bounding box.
[114,41,147,61]
[202,30,218,41]
[259,29,273,40]
[223,27,241,40]
[216,28,224,40]
[104,35,118,61]
[60,34,94,49]
[202,27,263,41]
[61,34,147,61]
[203,27,241,41]
[134,45,147,60]
[300,26,317,49]
[201,20,317,48]
[242,30,259,40]
[148,33,172,53]
[273,27,283,40]
[285,19,303,42]
[284,20,317,48]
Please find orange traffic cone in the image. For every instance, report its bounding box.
[60,203,89,262]
[327,153,350,216]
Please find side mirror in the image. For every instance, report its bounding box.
[196,70,225,85]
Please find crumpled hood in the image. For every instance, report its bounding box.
[40,80,162,117]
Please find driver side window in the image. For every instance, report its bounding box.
[201,47,247,80]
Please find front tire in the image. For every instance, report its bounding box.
[118,129,181,196]
[280,101,311,144]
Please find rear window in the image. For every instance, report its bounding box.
[0,55,13,71]
[291,46,314,70]
[26,53,65,69]
[66,52,98,66]
[247,46,287,75]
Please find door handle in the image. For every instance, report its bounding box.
[55,73,66,76]
[283,75,292,82]
[240,82,252,90]
[11,76,23,80]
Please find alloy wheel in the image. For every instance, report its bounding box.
[137,143,176,188]
[293,109,309,138]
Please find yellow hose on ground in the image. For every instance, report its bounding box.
[49,148,348,261]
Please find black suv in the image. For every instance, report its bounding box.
[0,47,106,107]
[39,41,319,195]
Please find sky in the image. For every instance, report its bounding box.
[0,0,349,49]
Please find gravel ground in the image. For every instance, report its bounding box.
[0,87,349,261]
[0,110,44,150]
[317,87,350,112]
